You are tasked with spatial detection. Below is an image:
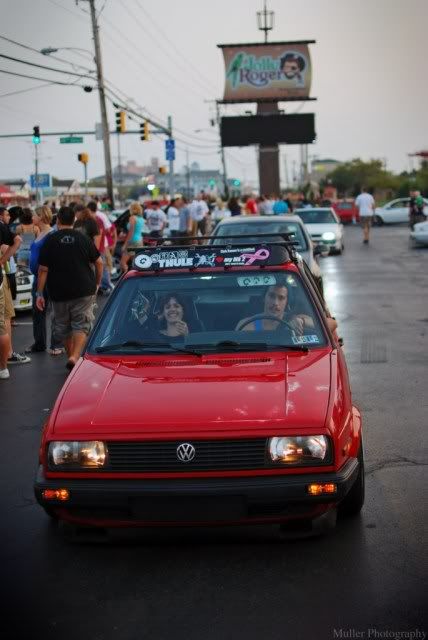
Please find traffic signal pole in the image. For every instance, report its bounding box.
[34,142,39,204]
[168,115,175,198]
[85,0,114,208]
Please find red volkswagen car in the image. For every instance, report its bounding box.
[332,200,360,224]
[35,239,364,536]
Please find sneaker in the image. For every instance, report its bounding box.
[363,239,369,244]
[0,368,10,379]
[7,352,31,365]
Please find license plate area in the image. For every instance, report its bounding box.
[130,496,245,522]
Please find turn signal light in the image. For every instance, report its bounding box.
[42,489,70,501]
[307,483,337,496]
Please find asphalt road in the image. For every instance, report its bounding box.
[1,224,427,640]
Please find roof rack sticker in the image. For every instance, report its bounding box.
[133,244,288,271]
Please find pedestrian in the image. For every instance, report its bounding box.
[120,202,147,270]
[145,200,167,242]
[228,196,242,217]
[167,197,181,241]
[244,194,258,215]
[87,201,114,294]
[355,186,375,244]
[408,190,426,230]
[15,207,39,266]
[273,196,289,215]
[212,197,231,228]
[177,197,191,244]
[26,205,64,355]
[0,209,23,379]
[36,205,103,371]
[189,194,209,239]
[74,205,101,244]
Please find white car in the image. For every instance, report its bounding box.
[210,215,327,296]
[410,220,428,246]
[14,266,34,312]
[294,207,344,255]
[374,198,428,225]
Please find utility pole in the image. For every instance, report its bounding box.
[83,0,114,208]
[186,148,191,198]
[216,102,229,199]
[167,115,175,198]
[116,132,122,204]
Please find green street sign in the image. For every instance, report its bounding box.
[60,136,84,144]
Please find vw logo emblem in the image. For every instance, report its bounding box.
[176,443,196,463]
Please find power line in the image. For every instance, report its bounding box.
[45,0,88,21]
[0,52,94,79]
[0,82,58,99]
[0,68,82,85]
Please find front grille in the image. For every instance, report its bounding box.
[106,439,268,472]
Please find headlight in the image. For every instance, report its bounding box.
[48,441,107,468]
[321,232,336,241]
[268,436,330,465]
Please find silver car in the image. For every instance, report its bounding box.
[210,215,326,296]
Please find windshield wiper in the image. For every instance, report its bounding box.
[199,340,309,353]
[94,341,202,356]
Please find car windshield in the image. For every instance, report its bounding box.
[87,271,327,354]
[213,222,308,252]
[296,209,337,224]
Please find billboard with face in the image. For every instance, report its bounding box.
[218,41,313,102]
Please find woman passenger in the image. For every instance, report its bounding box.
[157,294,190,339]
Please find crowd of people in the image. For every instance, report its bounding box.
[0,186,425,380]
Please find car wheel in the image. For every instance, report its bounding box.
[374,215,384,226]
[339,442,365,517]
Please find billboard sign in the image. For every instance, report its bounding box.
[218,41,313,103]
[220,114,316,147]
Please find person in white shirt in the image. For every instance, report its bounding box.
[167,197,181,241]
[355,187,375,244]
[189,195,209,240]
[145,201,167,240]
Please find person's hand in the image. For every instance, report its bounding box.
[35,295,45,311]
[175,321,189,336]
[289,315,305,335]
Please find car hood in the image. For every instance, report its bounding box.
[52,351,332,437]
[304,223,340,236]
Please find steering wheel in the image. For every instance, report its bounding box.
[236,313,295,332]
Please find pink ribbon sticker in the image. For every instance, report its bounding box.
[241,248,270,265]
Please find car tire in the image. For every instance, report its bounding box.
[374,215,384,226]
[339,442,365,517]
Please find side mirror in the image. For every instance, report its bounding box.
[314,243,330,258]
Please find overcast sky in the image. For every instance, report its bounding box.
[0,0,427,188]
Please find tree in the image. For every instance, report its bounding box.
[322,159,399,197]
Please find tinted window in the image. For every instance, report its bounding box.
[214,222,308,251]
[295,209,337,224]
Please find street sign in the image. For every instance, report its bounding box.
[30,174,50,189]
[165,139,175,161]
[60,136,84,144]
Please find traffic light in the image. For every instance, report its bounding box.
[78,153,89,164]
[140,120,150,141]
[159,166,167,174]
[208,179,216,188]
[233,179,241,186]
[32,125,40,145]
[115,110,126,134]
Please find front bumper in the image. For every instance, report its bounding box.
[35,458,359,527]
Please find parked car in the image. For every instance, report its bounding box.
[294,208,345,254]
[374,198,428,225]
[13,266,34,312]
[410,220,428,246]
[332,200,359,225]
[34,239,364,537]
[210,215,328,297]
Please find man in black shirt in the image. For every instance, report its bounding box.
[0,213,22,379]
[36,206,103,370]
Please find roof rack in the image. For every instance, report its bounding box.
[136,233,300,264]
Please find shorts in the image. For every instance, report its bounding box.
[0,285,6,336]
[52,295,95,341]
[360,216,373,229]
[3,276,15,320]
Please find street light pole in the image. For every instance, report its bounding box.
[83,0,114,208]
[34,143,39,204]
[167,115,175,198]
